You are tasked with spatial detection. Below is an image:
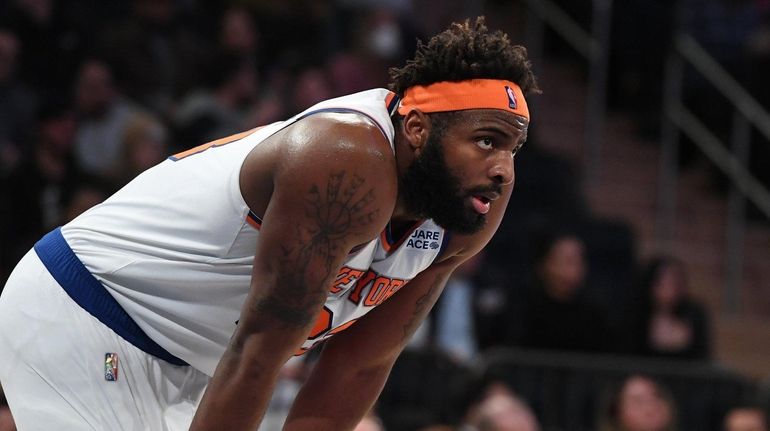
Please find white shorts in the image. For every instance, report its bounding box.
[0,250,210,431]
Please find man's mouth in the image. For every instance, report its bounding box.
[471,194,491,214]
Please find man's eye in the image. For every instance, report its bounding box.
[476,137,493,150]
[512,142,524,157]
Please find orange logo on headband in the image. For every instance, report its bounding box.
[397,79,529,121]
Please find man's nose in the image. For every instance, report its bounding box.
[489,151,514,185]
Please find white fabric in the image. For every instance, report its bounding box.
[0,250,210,430]
[57,89,445,376]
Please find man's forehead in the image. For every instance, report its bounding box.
[452,109,529,133]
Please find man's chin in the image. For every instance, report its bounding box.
[431,211,486,235]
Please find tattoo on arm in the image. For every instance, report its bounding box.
[401,274,445,342]
[248,171,379,330]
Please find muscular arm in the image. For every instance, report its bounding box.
[190,116,396,430]
[284,171,515,431]
[283,256,460,431]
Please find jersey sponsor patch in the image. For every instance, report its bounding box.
[104,353,118,381]
[405,228,441,250]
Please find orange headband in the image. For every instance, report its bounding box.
[397,79,529,120]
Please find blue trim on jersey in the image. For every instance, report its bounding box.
[387,95,401,115]
[247,210,262,224]
[34,228,188,366]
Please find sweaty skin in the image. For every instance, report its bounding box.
[190,107,527,430]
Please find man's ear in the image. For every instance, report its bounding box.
[401,110,431,155]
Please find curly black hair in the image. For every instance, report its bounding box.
[388,17,539,96]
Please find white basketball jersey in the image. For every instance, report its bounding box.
[61,89,448,375]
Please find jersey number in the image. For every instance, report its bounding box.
[294,307,359,356]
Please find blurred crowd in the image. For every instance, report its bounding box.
[1,0,770,430]
[0,0,436,280]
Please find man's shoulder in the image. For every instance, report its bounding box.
[283,112,395,166]
[294,88,397,142]
[268,111,399,221]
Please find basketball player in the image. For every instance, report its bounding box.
[0,17,537,430]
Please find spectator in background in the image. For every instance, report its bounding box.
[327,52,380,96]
[0,29,35,175]
[171,6,262,143]
[483,133,589,312]
[433,252,483,363]
[328,1,418,93]
[472,265,511,351]
[0,98,78,285]
[598,375,677,431]
[464,381,540,431]
[629,256,711,361]
[377,348,473,430]
[514,229,610,352]
[723,404,768,431]
[219,6,260,63]
[247,0,337,70]
[99,0,205,114]
[289,67,334,114]
[0,0,74,97]
[173,53,257,146]
[111,113,167,187]
[406,252,483,362]
[73,59,137,179]
[348,8,412,88]
[60,178,111,224]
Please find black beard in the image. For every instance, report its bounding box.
[399,132,496,235]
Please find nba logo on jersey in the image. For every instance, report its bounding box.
[505,86,518,109]
[104,353,119,381]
